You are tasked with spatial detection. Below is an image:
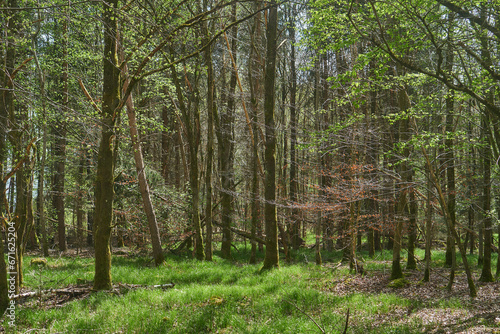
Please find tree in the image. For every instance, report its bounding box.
[93,0,120,290]
[123,66,165,266]
[262,1,279,270]
[217,2,238,260]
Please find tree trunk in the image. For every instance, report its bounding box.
[123,74,165,266]
[203,2,215,261]
[391,87,410,281]
[423,160,433,282]
[218,3,238,260]
[76,153,85,252]
[170,59,204,261]
[406,185,417,270]
[288,17,298,248]
[248,0,262,264]
[421,138,477,297]
[32,32,50,257]
[93,0,120,290]
[478,10,494,281]
[261,1,279,270]
[53,10,69,252]
[479,116,493,282]
[314,57,322,266]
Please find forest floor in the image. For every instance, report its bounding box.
[1,245,500,333]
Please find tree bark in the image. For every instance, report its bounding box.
[479,117,493,282]
[248,0,263,264]
[93,0,120,290]
[32,31,50,257]
[170,60,204,261]
[287,4,300,250]
[218,3,238,260]
[261,1,279,270]
[203,0,215,261]
[123,73,165,266]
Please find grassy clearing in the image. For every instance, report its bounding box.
[3,246,500,333]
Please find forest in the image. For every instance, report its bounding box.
[1,0,500,332]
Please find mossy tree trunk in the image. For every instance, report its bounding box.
[93,0,120,291]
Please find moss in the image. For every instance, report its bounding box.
[30,258,48,267]
[388,278,409,288]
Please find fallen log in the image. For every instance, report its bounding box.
[212,221,266,245]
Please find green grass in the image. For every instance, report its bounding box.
[3,245,500,333]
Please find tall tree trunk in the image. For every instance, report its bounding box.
[261,1,279,270]
[93,0,120,290]
[423,157,434,282]
[54,9,69,252]
[479,117,493,282]
[203,1,215,261]
[32,31,50,257]
[421,134,477,297]
[248,0,262,264]
[123,72,165,266]
[406,184,417,270]
[314,58,322,266]
[218,3,238,260]
[391,87,410,281]
[76,153,85,253]
[478,8,494,282]
[170,60,204,261]
[0,0,14,305]
[287,4,300,251]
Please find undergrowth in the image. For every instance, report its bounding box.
[1,245,499,333]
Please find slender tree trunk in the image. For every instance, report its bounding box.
[261,1,279,270]
[203,2,215,261]
[421,134,477,297]
[76,153,85,252]
[406,185,417,270]
[496,189,500,277]
[32,33,50,257]
[54,10,69,252]
[248,0,262,264]
[391,87,410,281]
[479,116,493,282]
[123,74,165,266]
[0,0,12,301]
[423,160,433,282]
[478,10,494,281]
[93,0,120,290]
[218,3,238,260]
[170,60,204,261]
